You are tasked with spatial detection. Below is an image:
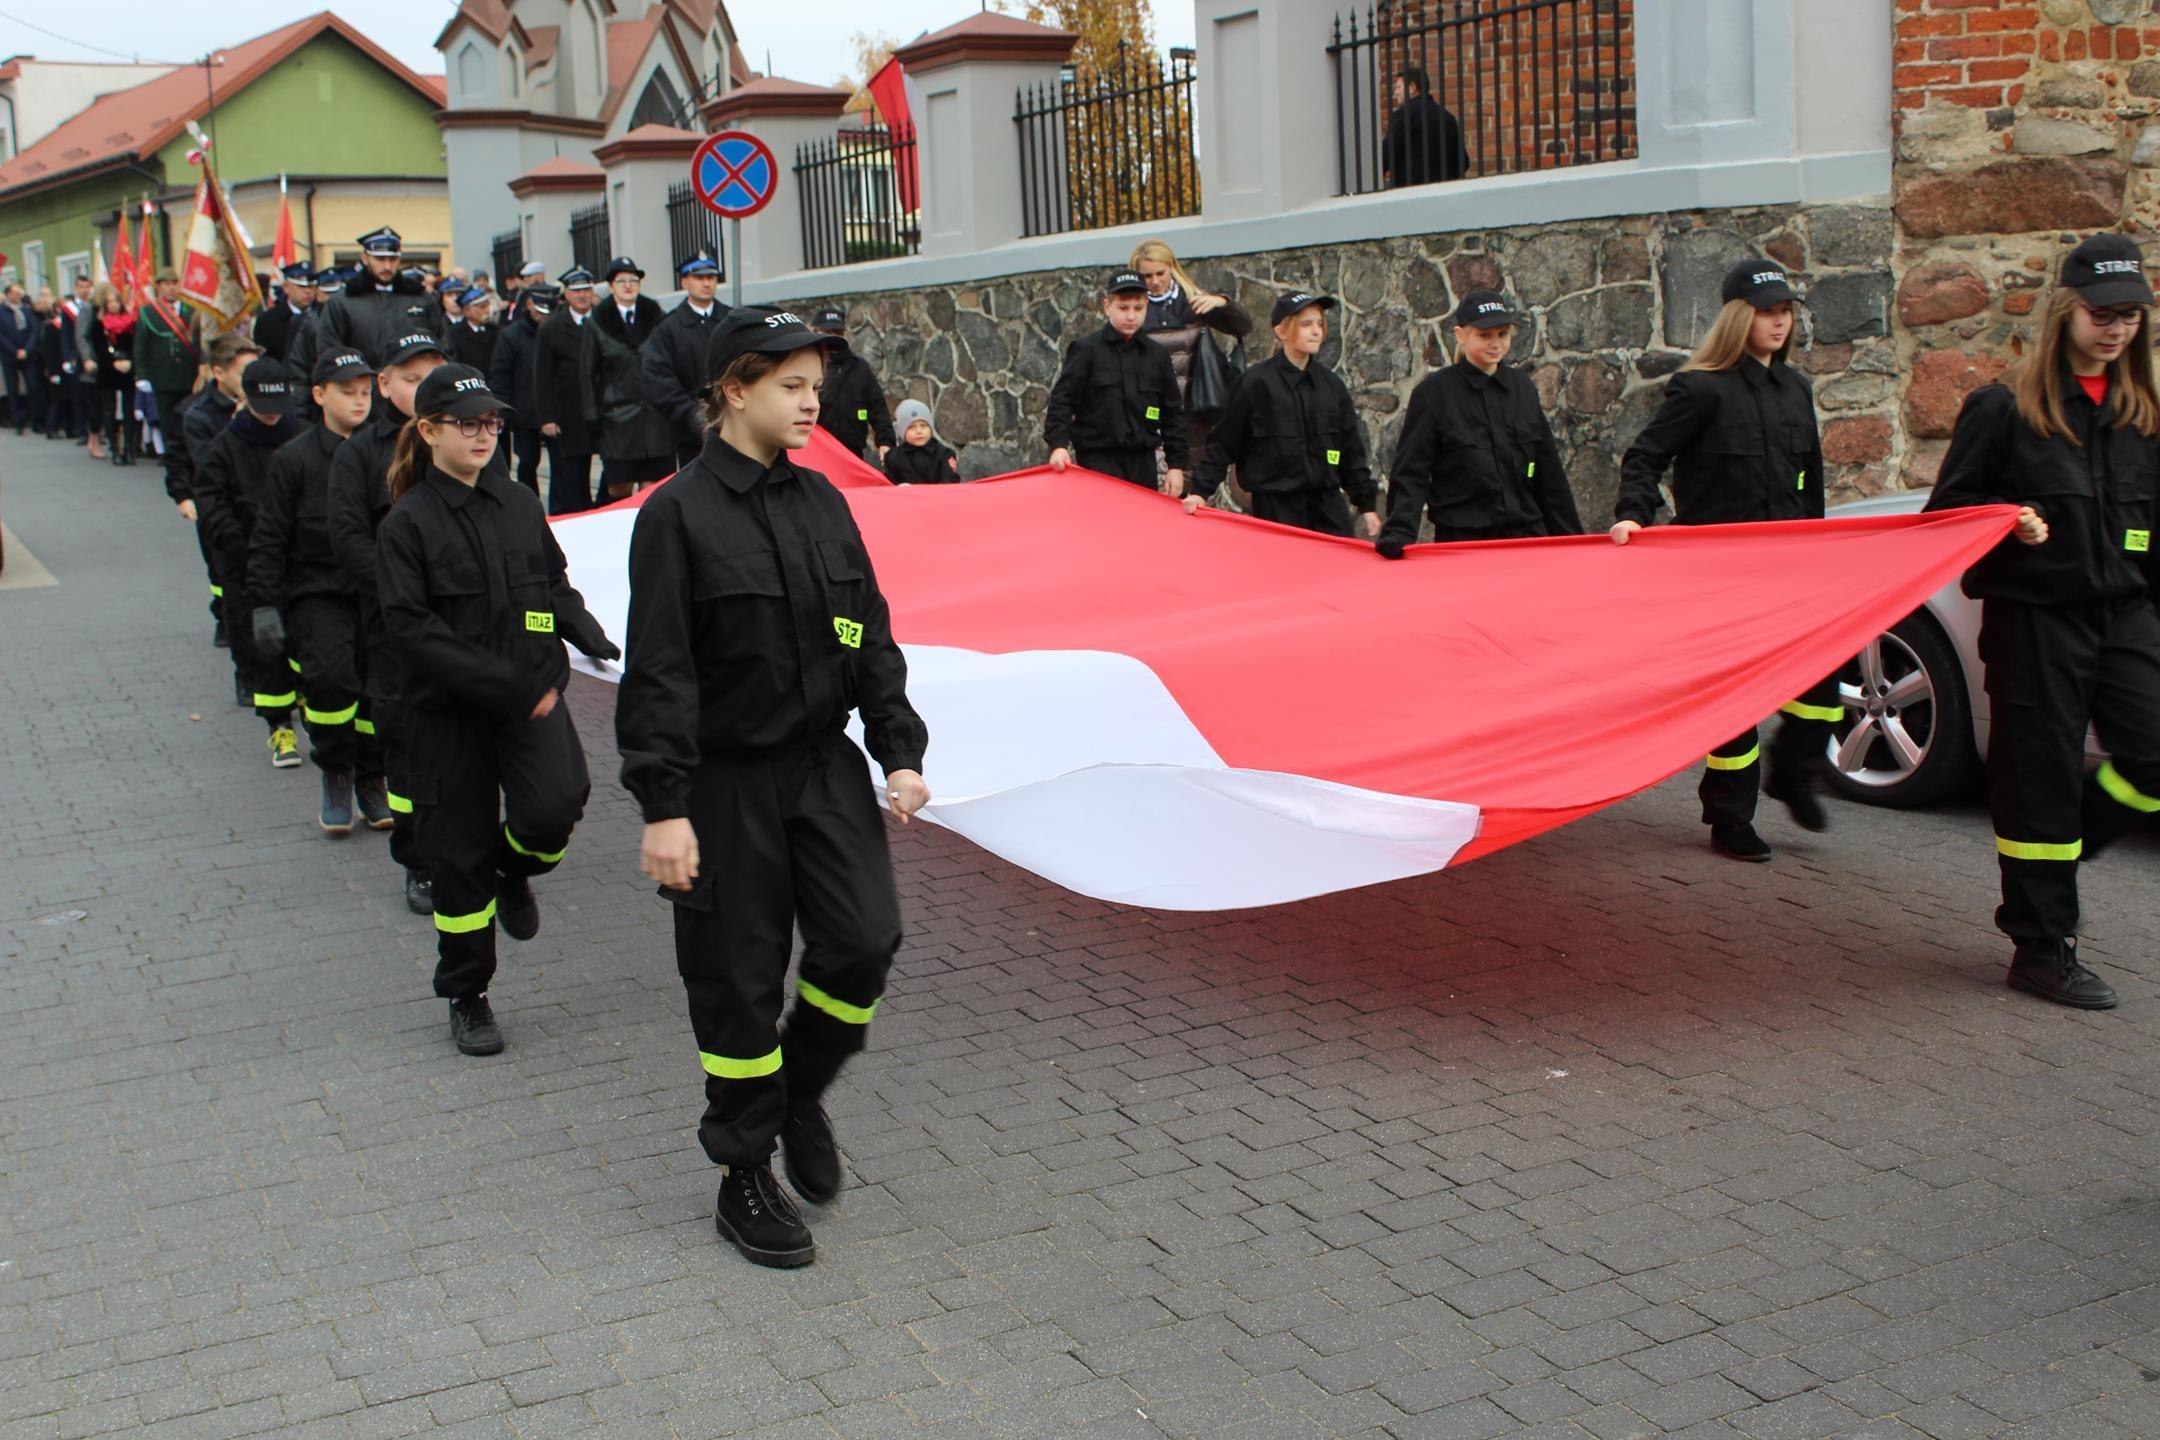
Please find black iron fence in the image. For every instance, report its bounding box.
[569,201,611,280]
[490,228,522,289]
[666,180,726,279]
[796,124,921,270]
[1016,44,1199,238]
[1326,0,1635,197]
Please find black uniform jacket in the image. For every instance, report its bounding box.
[451,321,498,376]
[532,307,599,452]
[1193,354,1376,509]
[641,299,725,452]
[883,440,960,484]
[293,270,445,376]
[591,297,672,462]
[616,434,929,824]
[1925,373,2160,605]
[248,424,356,607]
[196,413,307,578]
[378,465,610,720]
[487,314,541,424]
[815,350,896,459]
[163,386,237,504]
[252,303,312,363]
[1044,324,1189,466]
[1616,359,1824,528]
[1381,359,1581,543]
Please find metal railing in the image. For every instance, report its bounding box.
[569,202,611,280]
[490,228,523,289]
[666,180,726,279]
[795,124,921,270]
[1326,0,1635,197]
[1016,44,1200,238]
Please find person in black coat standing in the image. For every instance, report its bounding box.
[253,263,318,363]
[642,254,726,471]
[450,287,499,375]
[1383,66,1470,187]
[488,284,556,496]
[290,228,447,388]
[811,307,895,463]
[591,256,675,501]
[1045,271,1189,490]
[532,268,600,515]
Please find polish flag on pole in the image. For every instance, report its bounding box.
[113,205,137,309]
[178,129,261,333]
[271,173,297,273]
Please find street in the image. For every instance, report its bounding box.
[3,432,2158,1440]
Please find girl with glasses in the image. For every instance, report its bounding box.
[376,363,620,1056]
[1926,233,2160,1011]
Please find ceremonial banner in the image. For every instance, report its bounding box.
[178,157,260,333]
[551,437,2016,910]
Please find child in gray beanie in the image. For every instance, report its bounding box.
[882,398,961,484]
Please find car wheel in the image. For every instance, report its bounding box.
[1823,609,1978,809]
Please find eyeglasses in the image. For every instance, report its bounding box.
[446,416,505,437]
[2081,304,2147,330]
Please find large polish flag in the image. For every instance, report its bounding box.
[553,433,2013,910]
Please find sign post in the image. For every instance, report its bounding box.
[689,130,779,309]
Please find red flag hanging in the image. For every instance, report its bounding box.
[271,173,297,273]
[113,205,137,310]
[865,56,918,215]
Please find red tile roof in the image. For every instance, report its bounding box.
[0,12,446,200]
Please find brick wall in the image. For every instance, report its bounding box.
[1892,0,2148,482]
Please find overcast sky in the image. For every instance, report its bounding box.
[0,2,1192,86]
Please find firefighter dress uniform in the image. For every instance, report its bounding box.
[1925,234,2160,1010]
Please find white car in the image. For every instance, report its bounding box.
[1822,486,2105,806]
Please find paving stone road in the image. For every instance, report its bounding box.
[3,433,2159,1440]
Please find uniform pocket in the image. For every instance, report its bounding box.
[817,539,865,581]
[658,870,715,910]
[690,548,785,599]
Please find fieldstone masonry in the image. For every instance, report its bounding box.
[805,204,1898,524]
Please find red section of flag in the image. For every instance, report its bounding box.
[272,187,297,272]
[113,206,137,310]
[178,160,261,333]
[865,56,918,215]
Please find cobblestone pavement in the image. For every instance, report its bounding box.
[3,434,2159,1440]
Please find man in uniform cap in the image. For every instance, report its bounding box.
[134,265,203,452]
[290,227,446,397]
[532,268,600,514]
[254,262,318,363]
[642,254,726,471]
[592,256,673,498]
[452,287,498,375]
[809,305,895,463]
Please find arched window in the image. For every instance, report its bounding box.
[587,3,606,102]
[456,41,486,99]
[505,45,523,99]
[629,68,683,130]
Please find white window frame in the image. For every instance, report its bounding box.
[55,250,89,292]
[23,240,47,292]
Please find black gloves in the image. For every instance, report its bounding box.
[252,607,286,655]
[1375,537,1406,561]
[583,637,622,663]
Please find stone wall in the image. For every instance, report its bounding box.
[1893,0,2153,480]
[803,202,1895,525]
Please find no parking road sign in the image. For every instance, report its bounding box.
[691,131,778,219]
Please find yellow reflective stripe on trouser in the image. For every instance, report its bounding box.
[289,656,303,674]
[701,1046,783,1079]
[2097,761,2160,814]
[209,583,224,598]
[253,691,298,708]
[1995,836,2082,862]
[354,717,377,736]
[1704,745,1761,771]
[434,900,497,934]
[797,979,878,1026]
[503,825,566,864]
[303,701,359,726]
[1781,700,1846,722]
[385,790,413,814]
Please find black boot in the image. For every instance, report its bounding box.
[318,771,354,837]
[497,874,539,941]
[449,993,505,1054]
[1710,823,1773,863]
[354,776,395,831]
[782,1099,843,1205]
[212,618,228,649]
[2007,939,2117,1010]
[715,1161,815,1268]
[405,868,435,916]
[1764,761,1829,833]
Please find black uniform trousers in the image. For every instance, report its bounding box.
[1432,522,1545,543]
[671,735,901,1169]
[508,428,543,495]
[602,455,672,497]
[1249,488,1354,537]
[224,574,295,733]
[546,449,594,516]
[287,595,382,777]
[362,615,423,876]
[1700,674,1844,827]
[407,701,590,1000]
[1981,596,2160,944]
[199,526,225,627]
[1077,448,1158,489]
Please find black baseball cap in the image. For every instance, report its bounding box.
[1721,261,1799,308]
[811,305,846,332]
[1453,289,1518,328]
[310,348,375,386]
[1105,271,1148,296]
[705,306,848,379]
[1270,290,1338,326]
[241,358,297,418]
[380,331,447,369]
[2061,233,2154,306]
[414,363,511,419]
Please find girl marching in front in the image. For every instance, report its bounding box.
[1377,290,1582,554]
[1614,261,1838,863]
[1179,290,1378,536]
[1925,234,2160,1010]
[376,365,618,1056]
[617,307,930,1269]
